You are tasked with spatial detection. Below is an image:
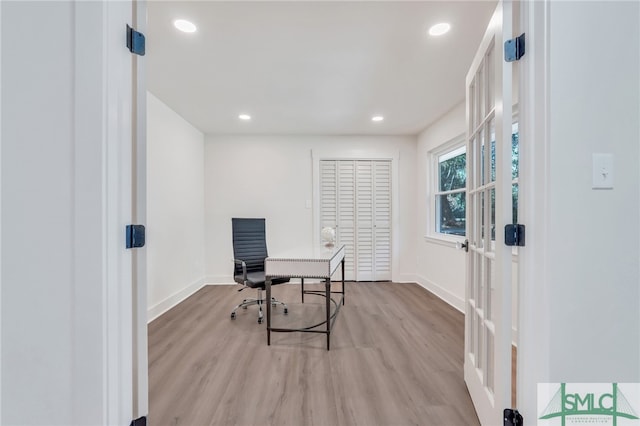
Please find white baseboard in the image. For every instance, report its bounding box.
[147,277,206,323]
[414,274,465,313]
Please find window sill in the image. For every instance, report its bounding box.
[423,236,520,261]
[423,235,465,249]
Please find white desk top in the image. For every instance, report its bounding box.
[265,244,345,279]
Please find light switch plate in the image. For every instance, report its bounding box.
[592,153,614,189]
[305,199,312,209]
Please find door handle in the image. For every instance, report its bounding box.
[456,239,469,252]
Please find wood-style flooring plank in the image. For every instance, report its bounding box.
[148,282,480,426]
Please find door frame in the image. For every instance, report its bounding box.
[131,0,148,419]
[104,0,135,423]
[312,148,400,282]
[0,3,3,420]
[102,0,148,421]
[515,0,552,419]
[102,0,150,422]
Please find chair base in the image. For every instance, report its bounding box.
[230,288,288,324]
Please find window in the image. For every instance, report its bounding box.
[486,122,520,240]
[434,144,466,237]
[429,122,519,241]
[511,122,519,224]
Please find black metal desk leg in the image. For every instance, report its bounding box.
[266,278,271,345]
[341,258,345,305]
[326,277,331,350]
[301,278,305,303]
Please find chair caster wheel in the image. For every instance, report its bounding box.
[258,318,263,324]
[242,305,248,310]
[230,312,236,320]
[284,308,288,315]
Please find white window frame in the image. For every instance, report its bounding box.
[425,134,467,247]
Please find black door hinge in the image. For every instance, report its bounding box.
[126,224,146,249]
[505,224,525,247]
[504,33,525,62]
[504,408,523,426]
[127,25,146,56]
[130,416,147,426]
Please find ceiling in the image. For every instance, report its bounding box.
[146,1,496,136]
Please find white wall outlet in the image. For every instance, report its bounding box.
[305,199,312,209]
[592,153,614,189]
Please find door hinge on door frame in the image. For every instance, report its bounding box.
[504,408,523,426]
[126,24,146,56]
[130,416,147,426]
[126,224,146,249]
[504,33,525,62]
[504,224,525,247]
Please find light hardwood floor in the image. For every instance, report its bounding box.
[148,282,480,426]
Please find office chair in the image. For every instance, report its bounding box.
[230,218,289,324]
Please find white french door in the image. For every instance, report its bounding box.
[464,1,514,424]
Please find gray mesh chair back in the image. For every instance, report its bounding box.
[232,218,268,283]
[230,218,288,323]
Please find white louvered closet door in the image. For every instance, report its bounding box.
[372,161,392,280]
[319,159,391,282]
[320,160,356,280]
[337,161,356,280]
[355,161,374,281]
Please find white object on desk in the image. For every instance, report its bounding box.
[320,226,336,247]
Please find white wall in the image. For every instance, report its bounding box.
[415,103,468,311]
[147,93,206,321]
[545,0,639,381]
[2,4,76,421]
[204,135,417,283]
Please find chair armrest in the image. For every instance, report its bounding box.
[233,259,248,282]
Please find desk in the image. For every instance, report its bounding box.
[265,244,346,350]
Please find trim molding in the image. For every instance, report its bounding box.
[414,274,465,313]
[516,0,552,416]
[147,277,206,323]
[423,235,461,249]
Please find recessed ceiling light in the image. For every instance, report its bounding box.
[238,114,251,121]
[371,115,384,122]
[174,19,197,33]
[428,22,450,36]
